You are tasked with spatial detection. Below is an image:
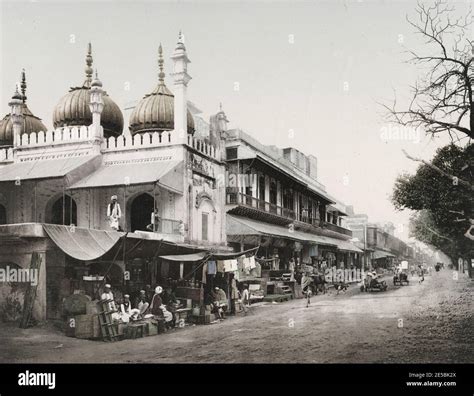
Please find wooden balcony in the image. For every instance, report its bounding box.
[321,221,352,237]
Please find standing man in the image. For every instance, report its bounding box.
[107,195,122,231]
[147,207,160,232]
[241,284,250,315]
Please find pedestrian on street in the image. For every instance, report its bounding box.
[241,284,250,315]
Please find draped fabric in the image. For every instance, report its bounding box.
[43,224,123,261]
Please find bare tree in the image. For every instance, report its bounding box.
[386,0,474,141]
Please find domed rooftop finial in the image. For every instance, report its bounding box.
[91,69,103,88]
[21,69,27,103]
[158,43,165,84]
[12,84,22,101]
[84,42,93,87]
[176,30,186,50]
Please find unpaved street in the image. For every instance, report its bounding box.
[1,270,472,363]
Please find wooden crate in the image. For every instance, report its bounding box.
[74,314,100,339]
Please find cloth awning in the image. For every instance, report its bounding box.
[158,252,208,262]
[0,155,101,184]
[68,159,184,193]
[373,250,396,260]
[43,224,123,261]
[227,215,338,247]
[332,239,363,253]
[158,246,259,262]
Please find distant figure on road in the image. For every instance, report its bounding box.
[418,265,425,284]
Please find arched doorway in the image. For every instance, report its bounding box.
[50,195,77,226]
[130,193,154,232]
[0,204,6,224]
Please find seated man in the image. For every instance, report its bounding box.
[101,284,120,320]
[119,294,141,323]
[134,289,150,315]
[150,286,174,328]
[212,287,228,320]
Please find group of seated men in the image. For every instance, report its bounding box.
[100,284,180,328]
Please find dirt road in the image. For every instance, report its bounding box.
[0,269,472,363]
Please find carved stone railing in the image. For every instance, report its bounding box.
[187,135,219,160]
[17,126,98,148]
[104,131,175,151]
[0,147,14,163]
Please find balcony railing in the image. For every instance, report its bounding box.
[322,221,352,236]
[154,218,182,234]
[227,192,296,220]
[227,192,356,238]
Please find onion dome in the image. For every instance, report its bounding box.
[0,70,47,147]
[52,43,124,138]
[129,44,195,135]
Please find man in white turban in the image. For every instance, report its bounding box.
[101,284,120,320]
[107,195,122,231]
[150,286,173,326]
[119,294,141,323]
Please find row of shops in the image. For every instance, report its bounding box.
[0,217,363,335]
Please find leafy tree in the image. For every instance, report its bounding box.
[392,144,473,271]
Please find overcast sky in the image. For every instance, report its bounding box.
[1,0,470,241]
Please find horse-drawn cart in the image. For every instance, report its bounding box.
[360,272,388,292]
[393,271,409,286]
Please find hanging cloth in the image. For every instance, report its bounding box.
[217,260,226,273]
[207,260,217,275]
[249,256,256,269]
[224,259,238,272]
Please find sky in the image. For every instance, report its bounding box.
[1,0,470,241]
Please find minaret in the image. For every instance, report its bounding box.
[89,70,104,140]
[170,31,191,141]
[84,42,93,87]
[9,86,23,147]
[20,69,27,103]
[216,103,229,133]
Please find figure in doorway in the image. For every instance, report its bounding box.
[146,207,160,232]
[107,195,122,231]
[288,258,296,281]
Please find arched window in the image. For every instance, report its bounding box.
[50,195,77,226]
[0,204,6,225]
[130,193,154,232]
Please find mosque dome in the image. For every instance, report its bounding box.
[129,44,195,135]
[52,43,124,138]
[0,70,47,147]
